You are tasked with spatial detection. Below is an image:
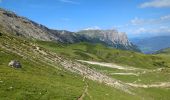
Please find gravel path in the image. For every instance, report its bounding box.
[110,73,139,76]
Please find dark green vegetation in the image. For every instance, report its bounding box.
[36,41,169,69]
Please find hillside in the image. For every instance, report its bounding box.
[0,31,139,100]
[36,41,168,69]
[1,28,170,99]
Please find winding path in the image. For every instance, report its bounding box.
[78,77,90,100]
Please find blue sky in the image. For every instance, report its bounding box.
[0,0,170,38]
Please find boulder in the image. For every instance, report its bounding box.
[8,60,22,68]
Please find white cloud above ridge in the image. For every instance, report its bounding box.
[83,26,101,30]
[140,0,170,8]
[132,26,170,36]
[119,14,170,36]
[130,14,170,26]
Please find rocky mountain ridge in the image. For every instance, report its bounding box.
[77,30,139,51]
[0,8,139,51]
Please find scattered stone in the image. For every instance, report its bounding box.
[9,86,13,89]
[8,60,22,68]
[36,46,40,50]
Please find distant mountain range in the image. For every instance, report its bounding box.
[131,36,170,54]
[155,48,170,54]
[0,8,139,52]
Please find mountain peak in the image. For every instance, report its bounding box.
[77,29,139,51]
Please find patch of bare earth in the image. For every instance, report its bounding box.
[127,82,170,88]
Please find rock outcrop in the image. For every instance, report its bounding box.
[77,30,140,51]
[8,60,22,68]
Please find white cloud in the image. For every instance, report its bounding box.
[131,17,146,26]
[59,0,79,4]
[83,26,101,30]
[130,14,170,26]
[121,15,170,36]
[161,15,170,20]
[151,26,170,34]
[140,0,170,8]
[132,26,170,35]
[134,27,147,34]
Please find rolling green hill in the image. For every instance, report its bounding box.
[36,41,169,69]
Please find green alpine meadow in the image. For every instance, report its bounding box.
[0,0,170,100]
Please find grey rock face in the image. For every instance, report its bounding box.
[77,30,140,51]
[8,60,22,68]
[77,30,131,46]
[0,9,50,40]
[0,8,73,42]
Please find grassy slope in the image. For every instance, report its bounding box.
[0,33,143,100]
[35,41,170,100]
[155,48,170,68]
[85,63,170,84]
[156,48,170,54]
[36,41,169,69]
[0,47,85,100]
